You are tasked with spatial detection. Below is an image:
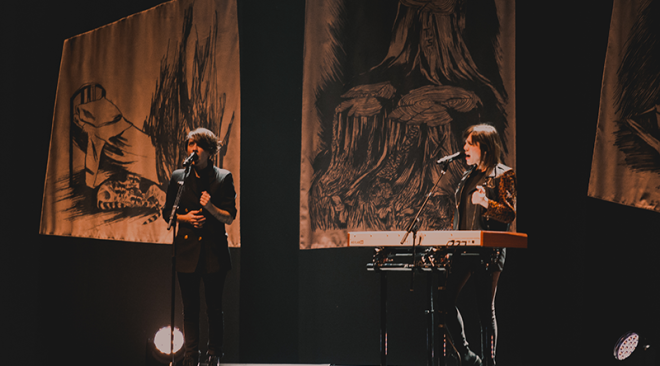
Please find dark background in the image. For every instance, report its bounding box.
[3,0,658,365]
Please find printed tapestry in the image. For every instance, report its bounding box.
[300,0,516,248]
[40,0,241,245]
[588,0,660,212]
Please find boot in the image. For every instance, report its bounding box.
[206,352,222,366]
[460,346,483,366]
[181,351,200,366]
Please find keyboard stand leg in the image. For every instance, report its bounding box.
[437,269,447,366]
[427,271,436,366]
[380,271,388,366]
[427,270,446,366]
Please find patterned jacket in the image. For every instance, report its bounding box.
[452,163,516,231]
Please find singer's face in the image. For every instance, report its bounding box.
[187,139,211,169]
[463,133,482,167]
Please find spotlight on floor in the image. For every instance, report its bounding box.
[146,326,184,365]
[613,331,654,365]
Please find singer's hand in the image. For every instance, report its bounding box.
[179,209,206,228]
[199,191,234,225]
[471,186,489,208]
[200,191,212,209]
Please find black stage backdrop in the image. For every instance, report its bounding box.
[3,1,658,366]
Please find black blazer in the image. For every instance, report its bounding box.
[162,164,237,273]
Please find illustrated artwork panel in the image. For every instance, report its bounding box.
[40,0,241,245]
[589,0,660,212]
[300,0,517,248]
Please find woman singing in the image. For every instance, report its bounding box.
[447,123,517,366]
[162,128,237,366]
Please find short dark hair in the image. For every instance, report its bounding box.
[463,123,502,171]
[186,128,221,156]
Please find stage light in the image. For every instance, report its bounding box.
[614,331,640,361]
[154,326,184,354]
[146,326,184,365]
[613,331,654,365]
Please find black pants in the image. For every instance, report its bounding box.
[445,252,502,366]
[177,269,228,358]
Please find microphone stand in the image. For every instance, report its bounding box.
[398,156,460,366]
[408,218,421,291]
[400,159,454,290]
[166,163,193,365]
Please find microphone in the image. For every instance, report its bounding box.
[436,151,464,165]
[183,151,198,167]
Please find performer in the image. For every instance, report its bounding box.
[447,123,516,366]
[162,128,237,366]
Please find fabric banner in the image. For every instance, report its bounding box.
[588,0,659,212]
[40,0,241,245]
[301,0,516,249]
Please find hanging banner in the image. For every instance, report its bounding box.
[301,0,516,249]
[588,0,660,212]
[40,0,241,245]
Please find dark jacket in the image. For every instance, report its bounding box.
[453,163,516,231]
[162,164,237,273]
